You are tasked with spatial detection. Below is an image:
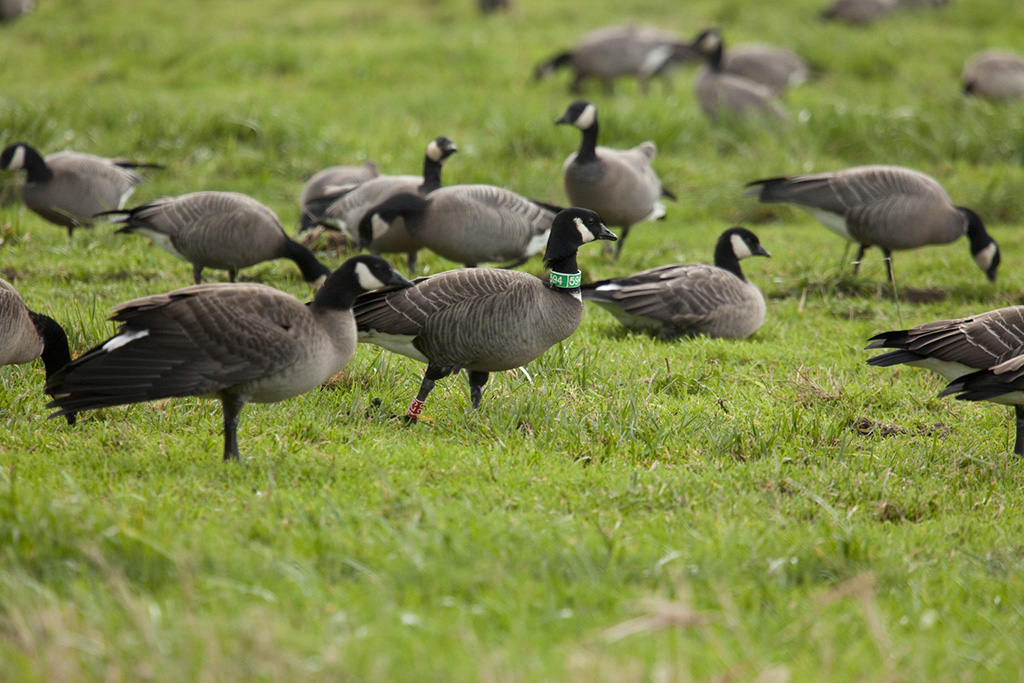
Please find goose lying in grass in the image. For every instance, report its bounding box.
[46,255,412,461]
[582,227,770,339]
[354,207,615,423]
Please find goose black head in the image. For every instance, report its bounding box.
[555,100,598,130]
[543,207,616,268]
[356,193,432,250]
[426,136,459,163]
[315,254,413,310]
[959,206,1000,282]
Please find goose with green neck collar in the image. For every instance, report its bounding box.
[354,207,615,422]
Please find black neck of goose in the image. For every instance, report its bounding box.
[575,120,600,164]
[30,311,73,380]
[19,145,53,183]
[714,235,746,280]
[419,155,445,193]
[707,41,724,71]
[311,266,362,311]
[282,240,332,285]
[960,206,992,252]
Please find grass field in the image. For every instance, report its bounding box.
[2,0,1024,680]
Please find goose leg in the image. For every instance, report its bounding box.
[404,364,456,424]
[407,250,418,275]
[882,249,894,283]
[852,244,868,275]
[467,371,490,410]
[613,227,631,260]
[221,394,247,462]
[192,265,204,284]
[1015,406,1024,457]
[228,268,237,283]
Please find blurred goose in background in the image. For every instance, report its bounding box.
[535,25,696,94]
[357,186,560,269]
[317,136,458,273]
[0,0,33,22]
[962,50,1024,102]
[867,305,1024,456]
[582,227,770,339]
[1,277,75,424]
[46,255,412,462]
[299,161,380,231]
[690,29,788,123]
[744,165,999,282]
[556,100,674,258]
[112,191,332,286]
[720,43,810,96]
[820,0,898,23]
[0,142,160,238]
[354,207,616,423]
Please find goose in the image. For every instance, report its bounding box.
[820,0,898,23]
[581,227,771,339]
[744,165,999,282]
[866,306,1024,456]
[1,278,75,424]
[555,100,675,258]
[720,43,810,96]
[111,191,332,286]
[318,136,458,273]
[298,161,380,232]
[690,29,788,123]
[962,50,1024,102]
[0,0,34,22]
[0,142,159,238]
[535,25,696,94]
[356,186,560,269]
[45,255,412,461]
[354,207,616,422]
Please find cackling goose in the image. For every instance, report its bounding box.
[354,207,616,422]
[535,25,696,94]
[745,165,999,282]
[1,277,75,424]
[0,0,33,22]
[1,142,159,238]
[318,136,458,273]
[299,160,380,232]
[46,255,412,461]
[556,100,674,258]
[690,29,788,123]
[867,306,1024,456]
[112,191,332,286]
[962,50,1024,102]
[582,227,770,339]
[721,43,810,96]
[357,186,560,269]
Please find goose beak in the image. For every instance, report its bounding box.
[756,245,772,258]
[596,223,618,242]
[555,112,572,125]
[388,271,415,289]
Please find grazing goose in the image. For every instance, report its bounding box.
[112,191,332,286]
[721,43,810,96]
[357,186,560,269]
[690,29,788,123]
[744,165,1000,282]
[318,136,458,273]
[556,100,674,258]
[0,142,158,238]
[0,0,34,22]
[1,278,75,424]
[581,227,771,339]
[299,161,380,231]
[535,25,696,94]
[354,207,616,422]
[962,50,1024,102]
[820,0,898,23]
[866,306,1024,456]
[46,255,413,461]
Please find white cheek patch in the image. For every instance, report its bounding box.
[7,145,26,170]
[354,261,386,291]
[426,140,442,162]
[103,328,150,352]
[575,103,597,130]
[574,217,595,243]
[974,242,998,271]
[731,233,754,259]
[370,214,391,241]
[699,33,721,53]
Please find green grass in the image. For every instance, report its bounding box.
[2,0,1024,680]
